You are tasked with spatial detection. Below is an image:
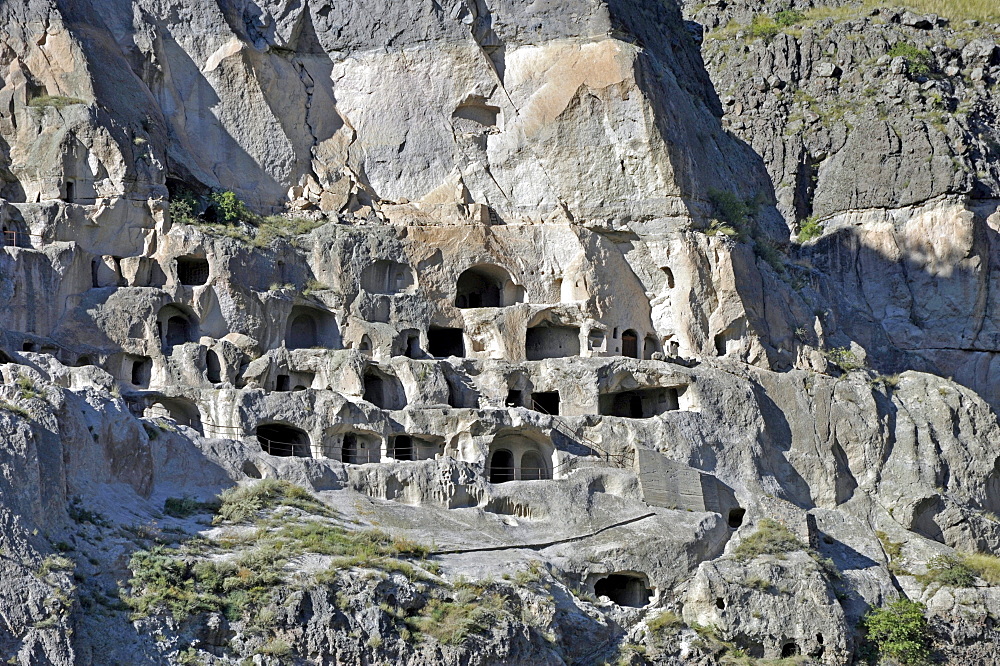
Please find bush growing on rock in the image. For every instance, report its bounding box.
[163,496,217,519]
[733,519,804,560]
[888,43,935,77]
[0,399,30,419]
[919,552,1000,587]
[209,190,254,224]
[707,188,752,234]
[797,216,824,243]
[823,347,866,372]
[862,599,930,666]
[920,554,976,587]
[168,190,199,225]
[214,479,323,523]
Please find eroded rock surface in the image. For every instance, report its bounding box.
[1,0,1000,664]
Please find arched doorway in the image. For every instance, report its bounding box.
[287,312,317,349]
[622,330,639,358]
[643,335,658,360]
[341,432,381,464]
[130,356,152,387]
[489,449,515,483]
[520,450,547,481]
[205,349,222,383]
[158,305,197,351]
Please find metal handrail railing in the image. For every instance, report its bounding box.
[528,402,635,472]
[487,465,550,482]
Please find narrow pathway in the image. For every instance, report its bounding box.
[431,511,658,555]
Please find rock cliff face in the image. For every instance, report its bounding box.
[2,1,1000,664]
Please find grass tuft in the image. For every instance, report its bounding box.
[164,497,218,519]
[213,479,326,524]
[405,583,512,645]
[733,518,805,561]
[0,400,31,419]
[963,552,1000,584]
[28,95,86,109]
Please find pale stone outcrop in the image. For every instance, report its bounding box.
[2,0,1000,664]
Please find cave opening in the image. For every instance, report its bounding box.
[256,423,310,458]
[593,573,652,608]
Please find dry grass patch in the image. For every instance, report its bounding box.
[881,0,1000,22]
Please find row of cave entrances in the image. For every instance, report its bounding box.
[84,254,672,362]
[255,424,441,464]
[255,424,554,482]
[155,303,336,352]
[421,325,661,361]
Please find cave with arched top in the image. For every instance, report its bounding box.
[205,349,222,383]
[129,356,152,387]
[341,431,382,464]
[525,324,580,360]
[256,423,311,458]
[621,329,639,358]
[360,260,416,294]
[157,305,198,351]
[488,433,553,482]
[455,264,522,308]
[363,367,406,410]
[145,398,202,434]
[285,306,339,350]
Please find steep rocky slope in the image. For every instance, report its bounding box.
[2,0,1000,664]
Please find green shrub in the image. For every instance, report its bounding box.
[823,347,866,372]
[256,639,291,656]
[214,479,323,524]
[168,188,326,248]
[253,215,327,247]
[68,497,109,526]
[862,599,930,665]
[733,518,804,561]
[209,190,254,224]
[646,610,683,634]
[708,188,751,229]
[774,9,805,27]
[164,497,217,519]
[37,555,75,577]
[123,544,283,621]
[176,648,204,666]
[705,220,741,238]
[302,278,327,297]
[28,95,86,109]
[876,531,910,575]
[16,375,43,401]
[754,238,786,274]
[921,555,976,587]
[169,190,200,225]
[797,216,824,243]
[744,576,772,591]
[405,589,509,645]
[747,15,780,40]
[888,43,934,77]
[889,0,999,22]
